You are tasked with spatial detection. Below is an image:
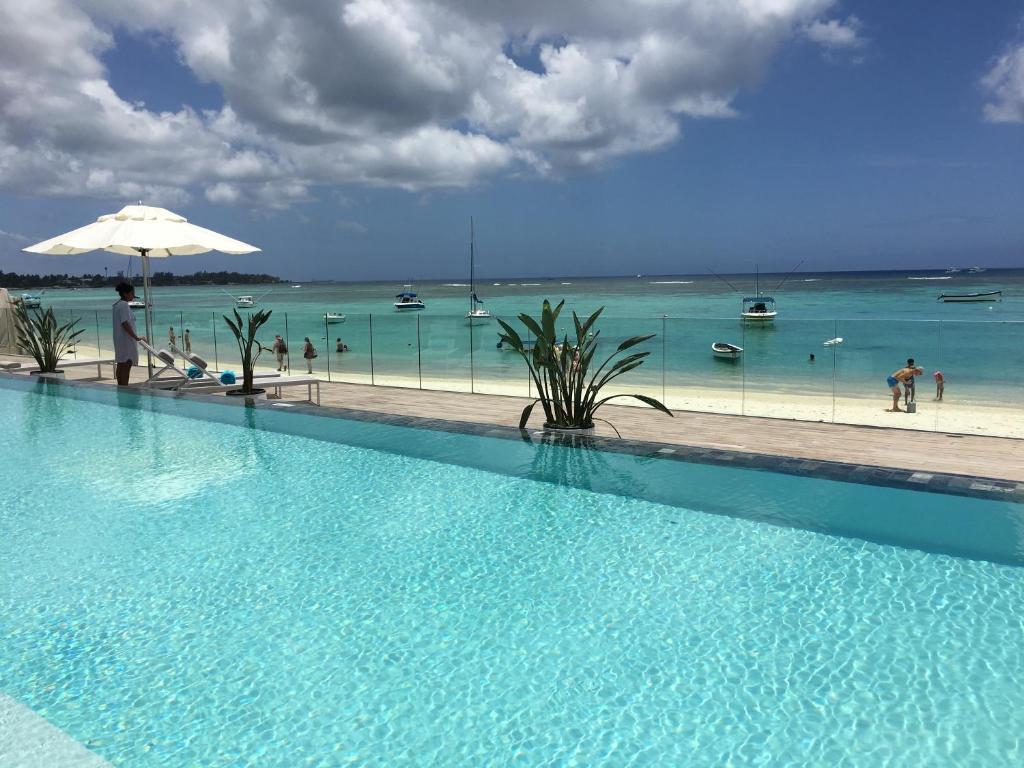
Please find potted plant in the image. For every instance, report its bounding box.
[14,302,84,379]
[497,300,672,433]
[223,308,273,399]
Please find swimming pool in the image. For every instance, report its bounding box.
[1,377,1022,766]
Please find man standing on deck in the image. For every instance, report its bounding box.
[112,282,146,386]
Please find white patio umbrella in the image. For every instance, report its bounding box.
[23,204,260,373]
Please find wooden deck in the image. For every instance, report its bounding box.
[8,358,1024,482]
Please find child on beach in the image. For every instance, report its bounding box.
[168,326,176,347]
[903,358,916,407]
[303,337,316,373]
[934,370,944,400]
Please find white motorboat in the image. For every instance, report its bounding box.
[938,290,1002,303]
[741,296,777,322]
[128,299,147,309]
[292,284,302,288]
[394,288,425,311]
[235,295,255,308]
[945,267,961,274]
[465,217,491,323]
[712,341,743,358]
[967,266,986,273]
[823,337,844,346]
[20,293,42,308]
[324,312,346,324]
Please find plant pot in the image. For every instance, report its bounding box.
[31,370,65,380]
[226,388,267,400]
[543,423,596,436]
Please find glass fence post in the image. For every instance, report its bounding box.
[70,310,78,358]
[416,315,422,389]
[324,313,331,382]
[526,329,532,397]
[469,315,475,394]
[284,312,292,373]
[95,309,101,357]
[831,317,838,423]
[369,314,375,385]
[661,314,666,404]
[212,312,219,370]
[740,319,746,415]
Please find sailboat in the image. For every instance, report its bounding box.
[741,266,777,322]
[466,217,491,323]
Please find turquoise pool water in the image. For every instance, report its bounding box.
[1,380,1022,766]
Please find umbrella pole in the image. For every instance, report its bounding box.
[139,247,154,376]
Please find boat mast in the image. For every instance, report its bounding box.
[469,216,475,313]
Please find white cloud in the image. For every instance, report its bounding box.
[981,42,1024,123]
[803,15,867,51]
[0,0,849,206]
[336,219,369,235]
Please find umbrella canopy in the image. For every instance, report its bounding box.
[23,204,259,257]
[23,204,260,373]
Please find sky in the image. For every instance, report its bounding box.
[0,0,1022,280]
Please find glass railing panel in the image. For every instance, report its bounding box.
[832,318,939,432]
[321,312,373,385]
[367,311,420,388]
[933,320,1024,439]
[418,314,472,393]
[665,316,744,415]
[738,317,837,422]
[473,315,534,398]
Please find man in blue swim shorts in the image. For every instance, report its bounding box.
[887,364,923,412]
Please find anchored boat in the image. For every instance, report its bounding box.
[324,312,346,324]
[712,342,743,359]
[741,296,777,322]
[394,288,425,311]
[466,217,491,323]
[20,293,42,308]
[937,291,1002,303]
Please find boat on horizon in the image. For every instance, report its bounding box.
[938,290,1002,303]
[128,298,147,309]
[712,341,743,359]
[324,312,346,324]
[466,217,491,324]
[945,267,962,273]
[394,287,425,311]
[967,266,987,273]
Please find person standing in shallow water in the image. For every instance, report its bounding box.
[168,326,176,348]
[303,337,316,373]
[183,328,191,354]
[112,282,146,386]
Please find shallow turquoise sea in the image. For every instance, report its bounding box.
[1,381,1023,766]
[36,268,1024,402]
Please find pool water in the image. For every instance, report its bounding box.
[1,380,1022,766]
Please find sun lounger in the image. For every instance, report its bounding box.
[0,361,21,370]
[0,357,114,378]
[176,373,321,404]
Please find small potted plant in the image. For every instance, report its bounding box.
[497,299,672,433]
[223,308,273,399]
[14,302,84,379]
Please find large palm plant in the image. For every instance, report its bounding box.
[497,300,672,430]
[223,308,272,394]
[14,303,84,373]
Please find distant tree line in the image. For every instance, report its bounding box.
[1,270,285,289]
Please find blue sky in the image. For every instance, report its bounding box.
[0,0,1021,280]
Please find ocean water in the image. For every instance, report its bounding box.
[1,380,1023,766]
[35,269,1024,404]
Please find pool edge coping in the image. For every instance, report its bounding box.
[3,372,1021,504]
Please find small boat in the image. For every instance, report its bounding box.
[938,291,1002,303]
[967,266,986,273]
[20,293,42,308]
[945,267,961,274]
[741,296,776,322]
[823,337,844,346]
[128,299,147,309]
[740,266,777,322]
[712,341,743,358]
[394,289,425,311]
[235,295,255,308]
[466,217,491,323]
[324,312,346,324]
[291,284,302,288]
